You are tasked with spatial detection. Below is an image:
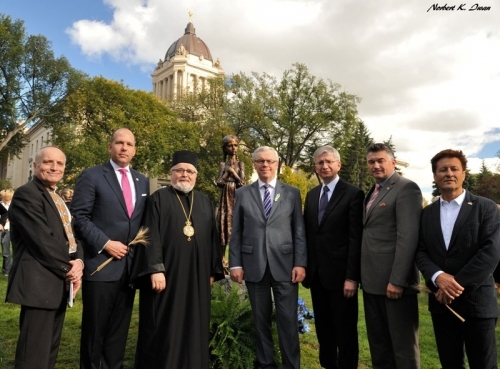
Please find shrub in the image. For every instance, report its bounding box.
[209,281,256,369]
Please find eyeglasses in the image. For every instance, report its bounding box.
[170,168,197,175]
[254,159,278,165]
[315,160,339,166]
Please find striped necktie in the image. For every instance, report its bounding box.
[263,184,272,218]
[366,184,380,211]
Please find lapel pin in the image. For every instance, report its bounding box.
[136,178,139,181]
[274,193,281,202]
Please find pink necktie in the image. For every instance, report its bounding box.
[366,184,380,211]
[119,168,133,218]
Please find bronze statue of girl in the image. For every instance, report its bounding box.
[216,135,245,266]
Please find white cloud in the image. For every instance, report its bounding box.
[66,0,500,195]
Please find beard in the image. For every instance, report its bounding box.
[172,181,194,194]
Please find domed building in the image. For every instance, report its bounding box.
[2,19,224,189]
[152,21,224,100]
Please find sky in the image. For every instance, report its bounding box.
[2,0,499,200]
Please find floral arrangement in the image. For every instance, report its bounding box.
[297,298,314,334]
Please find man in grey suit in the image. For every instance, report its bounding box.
[72,128,150,369]
[230,146,307,369]
[361,143,422,369]
[416,149,499,369]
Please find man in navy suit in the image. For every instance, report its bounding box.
[303,146,364,369]
[416,149,499,369]
[230,146,307,369]
[72,128,150,369]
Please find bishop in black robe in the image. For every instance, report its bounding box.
[131,184,224,369]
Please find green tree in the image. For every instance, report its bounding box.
[279,166,317,204]
[226,63,360,175]
[0,14,82,160]
[167,78,253,204]
[340,120,374,193]
[45,77,198,185]
[472,161,500,203]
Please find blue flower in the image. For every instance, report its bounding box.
[296,298,314,334]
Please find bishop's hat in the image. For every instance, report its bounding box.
[172,150,198,168]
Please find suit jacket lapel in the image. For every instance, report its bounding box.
[449,192,475,248]
[429,200,447,252]
[310,185,321,227]
[130,168,145,218]
[365,173,398,218]
[103,162,129,216]
[319,180,344,227]
[268,181,284,219]
[250,181,266,218]
[33,177,68,245]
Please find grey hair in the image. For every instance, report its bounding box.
[313,145,340,162]
[252,146,279,161]
[34,146,66,164]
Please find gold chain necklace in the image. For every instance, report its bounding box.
[174,189,195,241]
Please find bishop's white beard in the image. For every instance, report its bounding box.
[172,182,194,194]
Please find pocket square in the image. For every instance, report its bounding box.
[142,194,147,196]
[379,203,386,207]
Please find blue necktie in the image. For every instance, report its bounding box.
[318,186,330,223]
[263,184,272,218]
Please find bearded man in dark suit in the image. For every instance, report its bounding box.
[416,149,499,369]
[303,145,364,369]
[6,146,84,368]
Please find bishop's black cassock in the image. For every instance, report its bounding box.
[130,186,224,368]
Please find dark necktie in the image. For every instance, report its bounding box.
[318,186,330,223]
[366,184,380,211]
[119,168,134,218]
[263,184,272,218]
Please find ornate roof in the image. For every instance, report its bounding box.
[165,22,213,62]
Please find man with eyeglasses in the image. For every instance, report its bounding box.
[230,146,307,369]
[130,150,224,368]
[302,145,364,369]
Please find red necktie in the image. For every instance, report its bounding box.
[119,168,133,218]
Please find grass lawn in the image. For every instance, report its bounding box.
[0,275,499,368]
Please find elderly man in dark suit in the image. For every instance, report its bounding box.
[6,146,84,369]
[72,128,149,369]
[416,149,499,369]
[303,145,364,369]
[230,146,307,369]
[361,143,422,369]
